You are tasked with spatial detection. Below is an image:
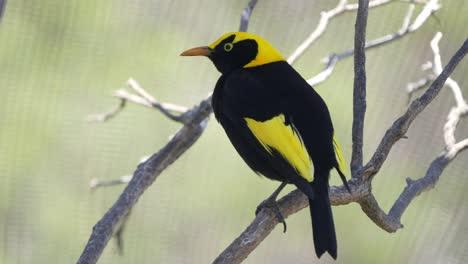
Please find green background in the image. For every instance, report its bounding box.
[0,0,467,263]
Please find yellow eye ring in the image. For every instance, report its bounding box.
[224,43,234,52]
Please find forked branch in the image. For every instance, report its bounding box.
[213,33,467,264]
[78,0,467,263]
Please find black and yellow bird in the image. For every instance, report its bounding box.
[181,32,349,259]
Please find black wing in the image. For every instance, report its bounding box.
[212,68,316,199]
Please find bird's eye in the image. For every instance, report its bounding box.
[223,43,234,52]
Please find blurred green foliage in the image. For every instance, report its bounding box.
[0,0,467,263]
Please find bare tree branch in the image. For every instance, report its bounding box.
[213,2,369,262]
[386,32,468,225]
[357,34,468,231]
[126,79,189,122]
[78,1,261,262]
[287,0,394,65]
[213,35,467,262]
[239,0,258,32]
[308,0,440,86]
[358,193,403,232]
[87,78,188,123]
[80,0,467,263]
[362,37,468,180]
[307,54,340,86]
[387,148,464,223]
[86,99,127,123]
[89,156,149,189]
[0,0,6,24]
[351,0,369,175]
[77,98,212,264]
[325,0,440,63]
[213,179,364,264]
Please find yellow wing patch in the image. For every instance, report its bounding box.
[244,114,313,182]
[333,135,346,174]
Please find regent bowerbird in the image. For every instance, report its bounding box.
[181,32,350,259]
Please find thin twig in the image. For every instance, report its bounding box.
[409,0,440,31]
[90,156,149,189]
[322,0,440,64]
[387,33,468,224]
[308,0,440,86]
[87,79,188,124]
[126,79,189,123]
[408,33,468,147]
[287,0,394,65]
[362,37,468,180]
[358,35,468,231]
[406,76,434,103]
[89,175,132,189]
[86,99,126,122]
[407,61,435,101]
[307,54,339,86]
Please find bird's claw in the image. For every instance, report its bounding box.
[255,198,287,233]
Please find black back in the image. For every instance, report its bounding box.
[212,61,337,179]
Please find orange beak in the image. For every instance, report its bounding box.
[180,46,212,57]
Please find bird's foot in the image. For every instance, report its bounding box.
[255,197,287,233]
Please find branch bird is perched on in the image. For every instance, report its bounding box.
[181,32,349,259]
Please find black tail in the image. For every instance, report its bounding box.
[309,174,337,259]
